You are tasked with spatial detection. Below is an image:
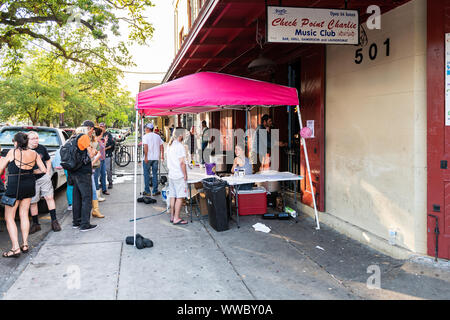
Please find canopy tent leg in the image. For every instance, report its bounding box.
[296,106,320,230]
[133,111,139,246]
[141,115,145,195]
[245,107,249,157]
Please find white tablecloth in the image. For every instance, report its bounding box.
[221,171,303,186]
[186,167,303,186]
[186,166,214,184]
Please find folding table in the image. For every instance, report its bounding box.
[220,171,304,228]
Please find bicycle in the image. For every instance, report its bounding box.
[114,142,131,167]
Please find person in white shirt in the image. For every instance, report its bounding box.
[142,123,164,196]
[167,127,188,225]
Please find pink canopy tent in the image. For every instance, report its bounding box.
[135,72,299,115]
[130,72,319,246]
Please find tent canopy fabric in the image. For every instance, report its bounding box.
[135,72,299,116]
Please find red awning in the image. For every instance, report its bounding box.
[165,0,412,81]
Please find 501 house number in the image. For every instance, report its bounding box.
[355,38,390,64]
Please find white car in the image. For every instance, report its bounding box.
[119,128,130,137]
[0,126,68,190]
[107,129,125,142]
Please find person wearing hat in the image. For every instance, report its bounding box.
[99,122,115,191]
[142,123,164,196]
[95,123,108,197]
[70,121,98,231]
[89,127,105,218]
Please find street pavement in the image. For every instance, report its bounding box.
[1,165,450,300]
[0,187,67,296]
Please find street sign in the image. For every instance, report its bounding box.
[267,6,359,45]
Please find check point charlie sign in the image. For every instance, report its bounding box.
[267,6,359,45]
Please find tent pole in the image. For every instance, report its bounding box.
[245,107,248,156]
[296,106,320,230]
[141,115,144,195]
[134,111,139,246]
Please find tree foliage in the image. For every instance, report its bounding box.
[0,50,134,127]
[0,1,152,127]
[0,0,154,73]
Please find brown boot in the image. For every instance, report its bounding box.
[29,223,41,234]
[51,219,62,232]
[91,200,104,218]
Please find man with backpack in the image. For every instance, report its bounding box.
[61,120,98,231]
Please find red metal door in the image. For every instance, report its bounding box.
[427,0,450,260]
[299,45,325,212]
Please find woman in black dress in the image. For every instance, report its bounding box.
[0,132,47,258]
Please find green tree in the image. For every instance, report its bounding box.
[0,0,154,73]
[0,50,135,127]
[0,58,62,125]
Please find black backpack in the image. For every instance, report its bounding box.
[0,178,5,193]
[60,134,84,172]
[107,132,115,152]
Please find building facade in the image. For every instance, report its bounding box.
[163,0,450,261]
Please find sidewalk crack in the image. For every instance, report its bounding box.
[199,220,257,300]
[270,225,365,299]
[46,240,123,247]
[115,242,124,300]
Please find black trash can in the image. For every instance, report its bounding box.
[202,177,229,232]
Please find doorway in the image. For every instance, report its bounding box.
[288,46,326,212]
[427,0,450,260]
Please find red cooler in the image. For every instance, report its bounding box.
[236,187,267,216]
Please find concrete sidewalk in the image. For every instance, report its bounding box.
[2,169,450,300]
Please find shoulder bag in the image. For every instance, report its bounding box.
[1,149,22,207]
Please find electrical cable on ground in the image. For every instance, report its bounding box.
[129,208,168,222]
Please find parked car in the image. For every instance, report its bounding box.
[62,128,76,138]
[0,126,68,193]
[121,127,131,136]
[107,128,125,142]
[119,128,130,137]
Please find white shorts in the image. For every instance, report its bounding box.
[31,174,54,203]
[168,178,187,199]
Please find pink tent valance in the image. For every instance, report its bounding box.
[135,72,299,116]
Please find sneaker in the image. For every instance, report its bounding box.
[67,205,73,211]
[102,190,110,195]
[72,224,80,229]
[80,224,98,232]
[51,220,62,232]
[108,184,113,189]
[29,223,41,234]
